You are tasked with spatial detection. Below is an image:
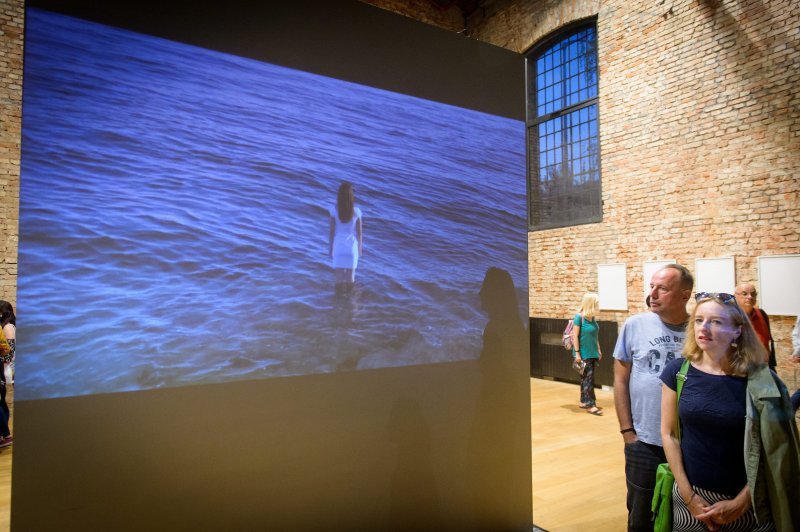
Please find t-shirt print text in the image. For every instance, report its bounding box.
[646,335,684,375]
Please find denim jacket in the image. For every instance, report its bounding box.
[745,365,800,532]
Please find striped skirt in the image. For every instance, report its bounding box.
[671,482,775,531]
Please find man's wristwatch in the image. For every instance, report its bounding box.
[620,428,636,435]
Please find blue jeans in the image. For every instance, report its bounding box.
[624,440,666,532]
[791,389,800,412]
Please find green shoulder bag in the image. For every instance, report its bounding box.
[651,358,690,532]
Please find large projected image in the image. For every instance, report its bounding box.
[19,8,527,400]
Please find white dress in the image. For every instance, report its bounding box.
[329,205,362,269]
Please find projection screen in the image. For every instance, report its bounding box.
[14,1,531,529]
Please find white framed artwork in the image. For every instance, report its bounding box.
[598,263,627,310]
[757,254,800,316]
[695,257,735,294]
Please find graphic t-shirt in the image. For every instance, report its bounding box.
[613,312,686,446]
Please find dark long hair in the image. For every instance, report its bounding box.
[336,182,355,223]
[0,301,15,328]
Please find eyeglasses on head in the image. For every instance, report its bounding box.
[694,292,737,305]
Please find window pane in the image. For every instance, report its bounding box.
[527,24,601,230]
[533,26,597,117]
[528,102,601,229]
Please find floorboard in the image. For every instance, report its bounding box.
[530,377,627,531]
[0,385,12,532]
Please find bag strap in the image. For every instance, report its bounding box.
[675,359,690,441]
[572,314,582,340]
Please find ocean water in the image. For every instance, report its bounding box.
[18,8,528,399]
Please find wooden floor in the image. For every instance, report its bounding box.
[0,385,11,532]
[531,377,627,531]
[0,380,627,531]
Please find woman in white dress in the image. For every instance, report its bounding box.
[328,182,362,296]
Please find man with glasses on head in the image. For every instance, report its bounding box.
[734,283,775,370]
[613,264,693,531]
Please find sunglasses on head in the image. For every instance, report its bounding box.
[694,292,737,304]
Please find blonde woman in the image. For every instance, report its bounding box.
[572,292,603,415]
[660,293,800,532]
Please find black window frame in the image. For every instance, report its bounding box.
[525,19,602,232]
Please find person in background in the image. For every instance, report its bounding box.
[572,292,603,416]
[0,301,15,448]
[791,316,800,412]
[328,182,363,297]
[661,292,800,531]
[0,301,14,384]
[614,264,693,531]
[734,283,775,369]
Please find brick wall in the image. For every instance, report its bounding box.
[367,0,800,387]
[532,0,799,387]
[361,0,464,32]
[0,0,22,308]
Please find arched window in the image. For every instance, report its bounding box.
[526,21,601,231]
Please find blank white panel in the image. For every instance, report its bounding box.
[598,263,627,310]
[695,257,735,294]
[643,260,675,298]
[758,255,800,316]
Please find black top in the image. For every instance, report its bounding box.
[661,358,747,496]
